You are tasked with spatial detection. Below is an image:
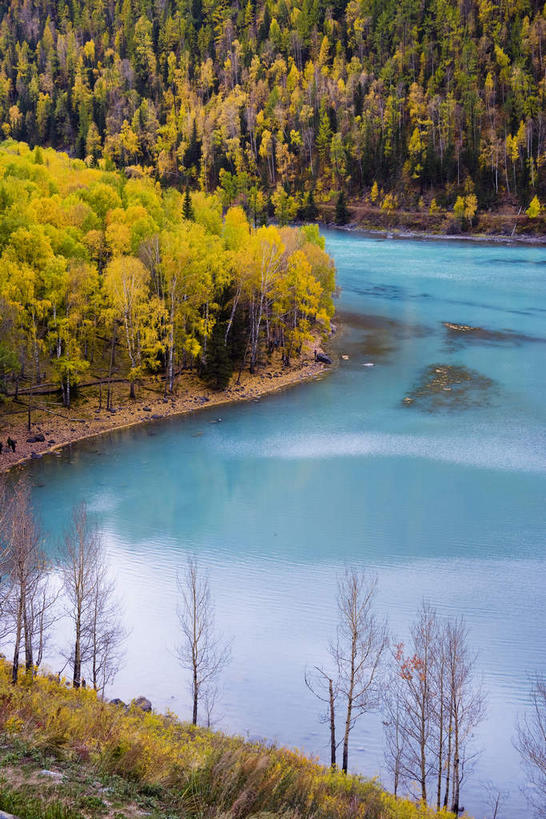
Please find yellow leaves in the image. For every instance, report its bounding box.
[381,192,398,212]
[494,44,511,70]
[259,128,272,159]
[526,195,542,217]
[271,184,299,225]
[83,39,95,61]
[104,256,149,312]
[223,206,250,251]
[287,63,300,93]
[105,220,131,256]
[453,194,478,222]
[290,129,302,148]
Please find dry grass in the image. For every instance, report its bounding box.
[0,661,460,818]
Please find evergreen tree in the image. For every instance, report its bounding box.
[204,324,233,390]
[183,188,195,220]
[335,191,349,225]
[184,120,202,173]
[304,189,318,220]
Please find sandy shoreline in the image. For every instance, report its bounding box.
[0,346,333,474]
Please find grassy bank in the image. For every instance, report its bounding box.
[0,661,459,819]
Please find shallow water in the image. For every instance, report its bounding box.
[26,231,545,817]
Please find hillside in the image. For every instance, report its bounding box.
[0,0,544,224]
[0,660,459,819]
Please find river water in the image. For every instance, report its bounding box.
[26,231,545,817]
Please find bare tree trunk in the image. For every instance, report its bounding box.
[342,649,355,773]
[12,595,23,684]
[333,570,387,776]
[329,677,336,769]
[176,557,231,727]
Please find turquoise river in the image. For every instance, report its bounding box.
[25,230,546,818]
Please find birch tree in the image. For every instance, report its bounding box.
[85,557,127,696]
[1,481,55,682]
[333,568,388,774]
[176,557,231,726]
[62,502,125,692]
[384,605,485,810]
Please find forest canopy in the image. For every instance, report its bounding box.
[0,0,544,217]
[0,141,335,404]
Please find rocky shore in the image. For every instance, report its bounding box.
[0,342,333,473]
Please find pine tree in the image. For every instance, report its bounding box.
[184,120,202,172]
[335,191,349,225]
[304,189,318,219]
[183,187,195,220]
[204,324,233,390]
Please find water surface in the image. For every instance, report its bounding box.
[27,232,545,818]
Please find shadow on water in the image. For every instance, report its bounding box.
[334,310,433,362]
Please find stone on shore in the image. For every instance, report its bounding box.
[132,696,152,712]
[315,352,332,364]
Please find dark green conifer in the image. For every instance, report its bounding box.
[304,189,318,220]
[335,191,350,225]
[183,187,195,220]
[204,324,233,390]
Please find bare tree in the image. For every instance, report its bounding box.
[305,665,339,769]
[442,617,485,813]
[176,557,231,726]
[515,675,546,818]
[384,605,485,811]
[3,481,55,682]
[333,568,388,774]
[62,502,125,691]
[24,570,59,670]
[85,557,127,696]
[387,604,439,803]
[0,479,16,634]
[383,665,409,797]
[484,781,509,819]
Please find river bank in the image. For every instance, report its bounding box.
[318,202,546,244]
[0,342,333,474]
[329,224,546,245]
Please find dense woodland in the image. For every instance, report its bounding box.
[0,0,544,220]
[0,142,335,404]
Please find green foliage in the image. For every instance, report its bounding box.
[203,323,233,390]
[335,191,349,226]
[0,0,542,213]
[183,188,195,221]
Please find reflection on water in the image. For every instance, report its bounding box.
[25,231,546,819]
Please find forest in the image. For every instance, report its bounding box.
[0,141,335,407]
[0,0,544,221]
